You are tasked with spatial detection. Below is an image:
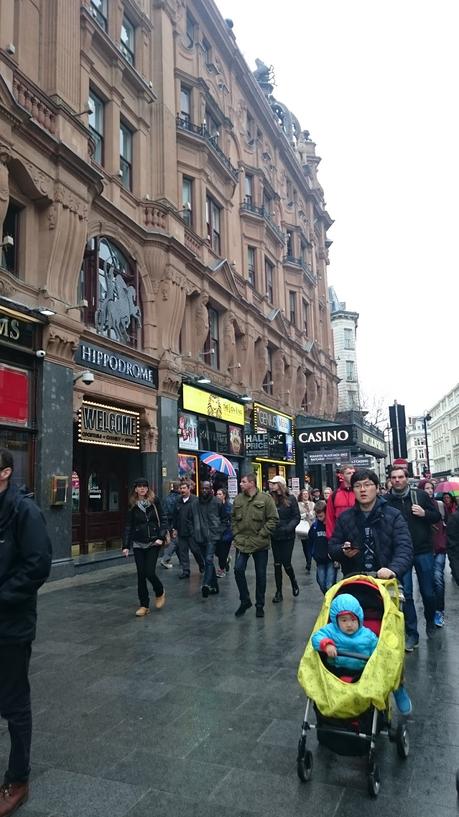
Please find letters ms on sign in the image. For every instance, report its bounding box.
[297,425,354,448]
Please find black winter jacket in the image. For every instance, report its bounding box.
[328,497,413,578]
[196,495,221,545]
[172,495,199,539]
[123,499,167,549]
[384,488,440,556]
[271,494,301,544]
[446,509,459,584]
[0,483,52,644]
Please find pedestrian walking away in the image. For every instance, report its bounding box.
[122,478,168,616]
[160,480,181,569]
[325,465,356,539]
[196,482,221,598]
[0,449,52,817]
[171,480,205,579]
[308,500,338,594]
[215,487,233,578]
[268,476,300,603]
[232,473,278,618]
[446,506,459,586]
[297,487,315,572]
[385,466,440,650]
[418,479,447,627]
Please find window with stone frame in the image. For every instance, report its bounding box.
[120,15,135,65]
[206,195,221,254]
[88,90,104,166]
[204,306,219,370]
[264,347,273,395]
[90,0,107,30]
[0,201,21,276]
[247,246,256,287]
[79,237,142,347]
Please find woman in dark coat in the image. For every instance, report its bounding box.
[122,477,168,616]
[268,476,301,602]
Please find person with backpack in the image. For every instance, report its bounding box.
[325,465,356,538]
[385,466,440,651]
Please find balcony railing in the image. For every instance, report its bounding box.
[240,201,285,245]
[282,254,317,286]
[176,116,239,181]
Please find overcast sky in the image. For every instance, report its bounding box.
[216,0,459,420]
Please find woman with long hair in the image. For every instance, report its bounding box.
[297,487,315,572]
[268,476,301,602]
[215,487,233,578]
[122,477,168,616]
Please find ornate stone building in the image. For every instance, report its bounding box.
[0,0,337,571]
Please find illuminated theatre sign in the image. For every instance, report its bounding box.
[297,425,354,447]
[78,401,140,449]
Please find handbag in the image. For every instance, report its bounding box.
[296,519,310,536]
[151,501,164,546]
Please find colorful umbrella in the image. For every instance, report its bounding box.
[434,481,459,498]
[199,451,236,477]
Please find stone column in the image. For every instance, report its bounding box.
[35,360,74,578]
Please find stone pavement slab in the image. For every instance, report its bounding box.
[4,549,458,816]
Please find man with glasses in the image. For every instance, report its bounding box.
[328,469,413,581]
[0,449,52,816]
[328,468,414,716]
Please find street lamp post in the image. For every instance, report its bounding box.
[423,412,431,475]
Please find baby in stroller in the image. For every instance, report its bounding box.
[311,592,411,714]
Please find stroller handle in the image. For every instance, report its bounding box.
[320,649,371,662]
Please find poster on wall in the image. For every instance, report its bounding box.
[177,453,198,493]
[178,412,198,450]
[228,425,244,457]
[227,477,239,500]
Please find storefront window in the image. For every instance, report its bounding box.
[0,429,30,488]
[108,473,120,511]
[71,471,80,511]
[0,364,29,426]
[87,472,105,512]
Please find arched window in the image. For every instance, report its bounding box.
[79,236,142,347]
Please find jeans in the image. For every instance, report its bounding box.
[401,552,436,639]
[162,535,177,562]
[177,536,204,576]
[316,562,338,595]
[198,541,218,589]
[433,552,446,612]
[301,537,312,570]
[234,549,269,608]
[0,643,32,784]
[133,547,163,607]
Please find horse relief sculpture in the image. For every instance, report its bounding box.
[95,263,141,344]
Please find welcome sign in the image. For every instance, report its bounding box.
[79,401,140,449]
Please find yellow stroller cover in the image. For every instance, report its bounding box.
[297,575,405,719]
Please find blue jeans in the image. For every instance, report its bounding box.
[433,552,446,612]
[234,549,269,608]
[401,552,436,639]
[198,541,218,590]
[316,562,338,595]
[162,535,177,562]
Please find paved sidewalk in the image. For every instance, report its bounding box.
[2,549,459,817]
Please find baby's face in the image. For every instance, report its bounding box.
[337,613,359,635]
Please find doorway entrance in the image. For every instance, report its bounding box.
[72,439,129,556]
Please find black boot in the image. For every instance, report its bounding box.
[273,564,283,603]
[286,566,299,597]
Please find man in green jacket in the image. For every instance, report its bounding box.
[232,473,278,618]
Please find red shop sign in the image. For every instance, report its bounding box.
[0,364,29,426]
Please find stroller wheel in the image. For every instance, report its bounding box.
[396,724,409,759]
[368,764,381,797]
[297,750,313,783]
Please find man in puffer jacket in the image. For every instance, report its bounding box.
[0,449,52,816]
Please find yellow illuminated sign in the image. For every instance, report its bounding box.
[182,384,244,426]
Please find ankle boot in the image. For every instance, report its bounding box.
[272,590,283,603]
[273,564,283,602]
[286,566,299,597]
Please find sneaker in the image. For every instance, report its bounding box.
[434,610,445,628]
[225,555,231,573]
[255,606,264,618]
[0,782,29,816]
[135,607,150,617]
[160,559,173,569]
[404,635,419,652]
[393,685,412,716]
[155,592,166,610]
[216,568,226,578]
[235,601,252,617]
[272,591,283,604]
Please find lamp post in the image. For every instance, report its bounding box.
[423,412,431,475]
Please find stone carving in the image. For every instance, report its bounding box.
[222,311,236,373]
[46,327,78,361]
[295,367,307,408]
[24,162,51,198]
[0,153,9,238]
[159,350,182,398]
[254,337,269,389]
[193,291,209,354]
[140,408,158,454]
[95,263,142,344]
[0,273,14,298]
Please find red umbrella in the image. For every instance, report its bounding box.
[434,481,459,498]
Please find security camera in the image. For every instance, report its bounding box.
[35,349,46,359]
[81,370,94,385]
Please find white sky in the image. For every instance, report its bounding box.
[216,0,459,418]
